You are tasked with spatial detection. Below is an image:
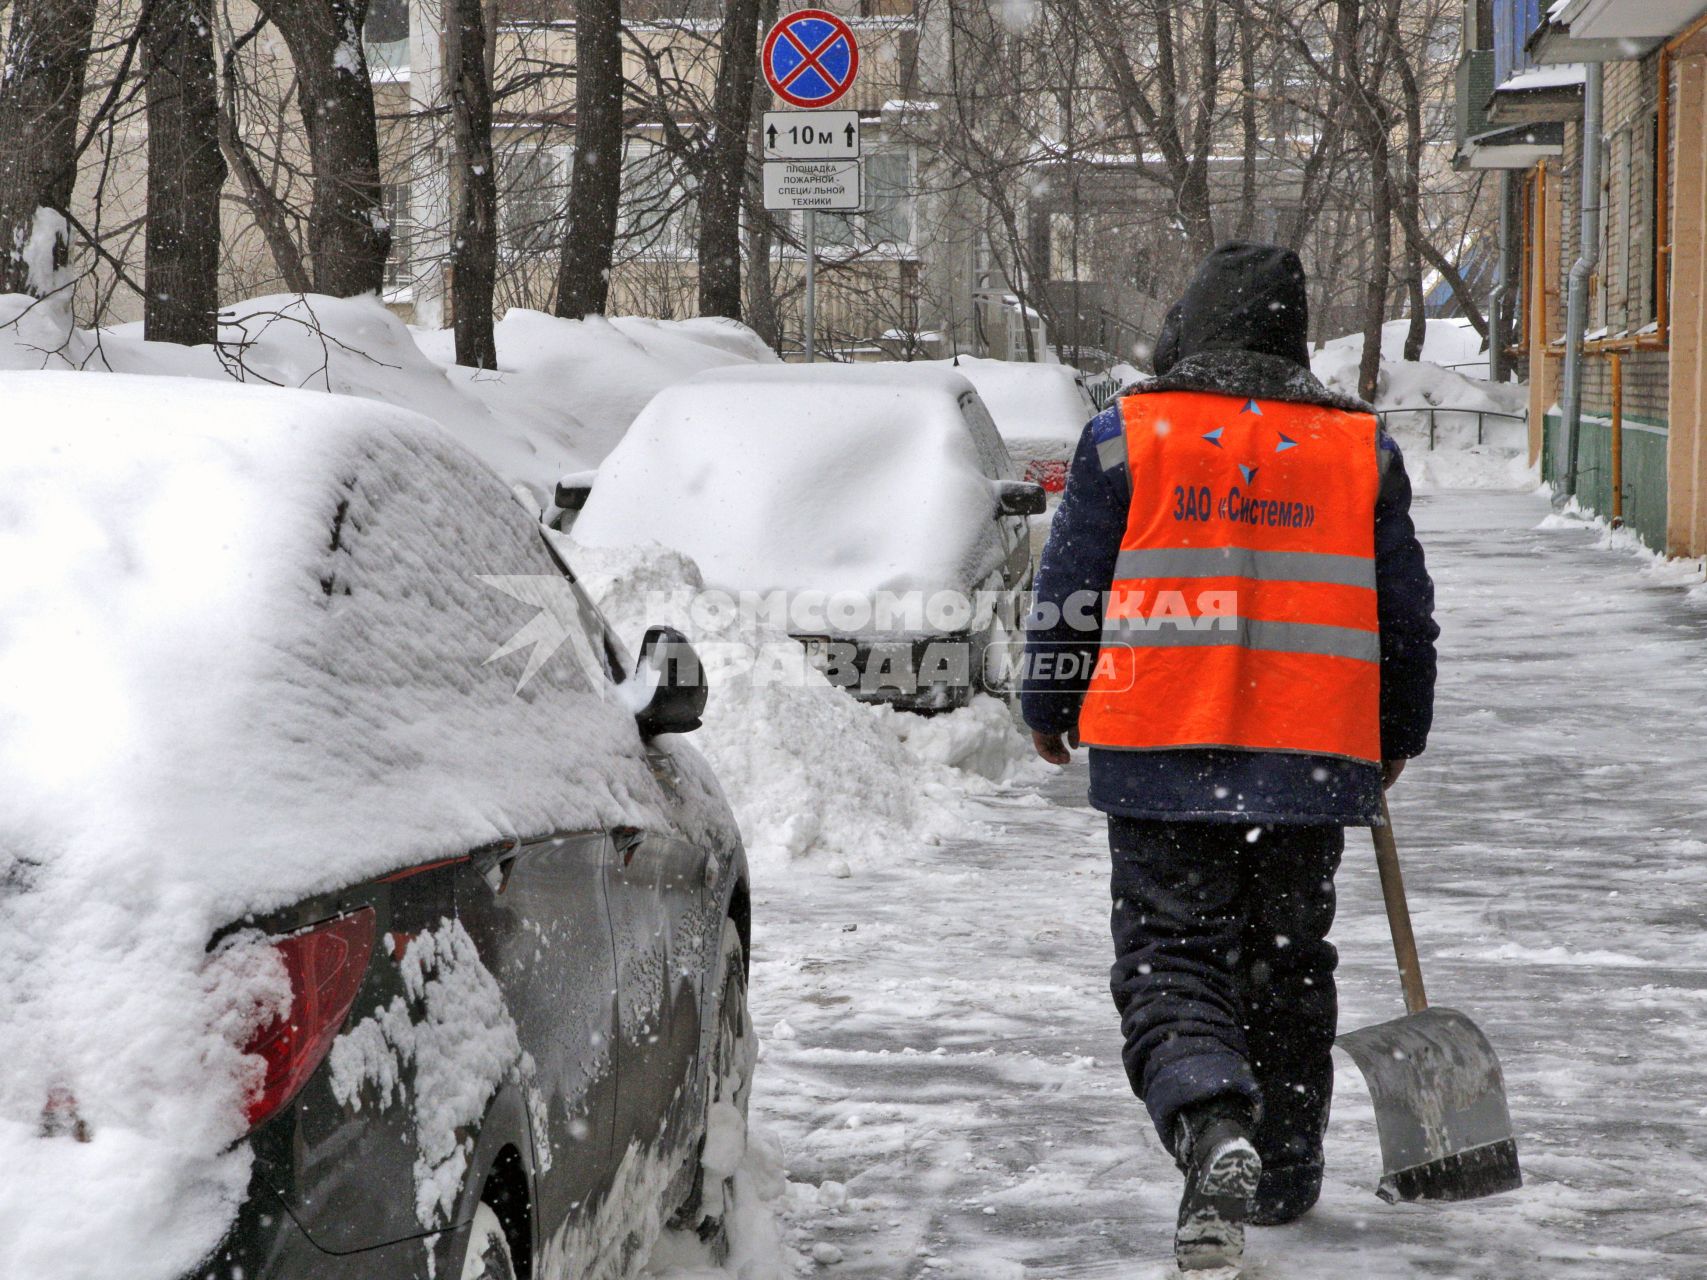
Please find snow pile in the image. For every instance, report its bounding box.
[1316,316,1490,376]
[1406,445,1540,492]
[643,1126,801,1279]
[1539,497,1707,590]
[1313,323,1525,422]
[562,538,1041,873]
[0,372,709,1279]
[920,356,1095,455]
[573,365,1012,598]
[413,310,780,471]
[0,293,775,504]
[1312,321,1536,492]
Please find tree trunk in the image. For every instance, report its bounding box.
[1235,0,1258,240]
[696,0,764,319]
[0,0,98,295]
[143,0,226,344]
[1402,233,1427,362]
[1184,0,1220,257]
[554,0,623,318]
[1359,130,1392,402]
[741,0,780,345]
[253,0,390,296]
[1395,45,1426,363]
[447,0,497,367]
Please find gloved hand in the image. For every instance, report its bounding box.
[1031,728,1080,765]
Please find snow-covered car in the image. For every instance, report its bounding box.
[922,356,1097,493]
[0,373,751,1280]
[563,364,1045,713]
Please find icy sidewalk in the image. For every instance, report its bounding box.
[740,488,1707,1279]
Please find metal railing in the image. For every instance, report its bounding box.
[1374,407,1528,450]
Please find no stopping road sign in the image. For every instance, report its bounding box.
[763,10,860,110]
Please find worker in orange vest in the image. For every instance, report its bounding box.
[1022,243,1438,1272]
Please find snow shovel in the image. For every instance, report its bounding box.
[1336,796,1522,1204]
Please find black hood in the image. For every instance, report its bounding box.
[1165,241,1311,371]
[1152,303,1183,376]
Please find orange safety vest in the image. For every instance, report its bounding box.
[1077,390,1383,763]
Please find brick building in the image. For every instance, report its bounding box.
[1462,0,1707,556]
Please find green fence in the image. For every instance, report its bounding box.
[1541,410,1669,551]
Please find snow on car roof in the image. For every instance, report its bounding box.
[0,371,708,1278]
[921,357,1094,446]
[571,364,1008,600]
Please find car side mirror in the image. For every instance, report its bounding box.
[633,624,707,738]
[554,472,597,513]
[995,480,1048,517]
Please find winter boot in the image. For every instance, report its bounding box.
[1250,1159,1322,1226]
[1172,1098,1262,1272]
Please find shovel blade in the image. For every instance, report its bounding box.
[1336,1006,1521,1204]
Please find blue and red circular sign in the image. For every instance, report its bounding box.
[763,9,860,109]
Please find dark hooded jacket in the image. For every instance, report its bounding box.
[1021,242,1438,826]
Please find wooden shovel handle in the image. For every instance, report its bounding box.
[1372,794,1429,1015]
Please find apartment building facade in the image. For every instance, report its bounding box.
[1463,0,1707,556]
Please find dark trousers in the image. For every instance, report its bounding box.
[1109,817,1343,1169]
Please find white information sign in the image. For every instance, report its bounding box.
[763,110,861,160]
[762,160,862,212]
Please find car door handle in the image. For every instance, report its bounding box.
[612,826,646,865]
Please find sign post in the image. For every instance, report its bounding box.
[805,211,816,363]
[761,10,861,363]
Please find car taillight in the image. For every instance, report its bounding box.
[242,908,376,1130]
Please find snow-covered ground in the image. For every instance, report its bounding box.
[703,482,1707,1278]
[13,293,1703,1277]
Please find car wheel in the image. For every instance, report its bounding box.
[460,1202,517,1280]
[673,915,754,1255]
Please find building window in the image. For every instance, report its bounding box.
[381,181,412,293]
[500,145,568,256]
[617,142,696,259]
[866,149,914,245]
[1646,110,1662,325]
[800,148,914,251]
[364,0,409,75]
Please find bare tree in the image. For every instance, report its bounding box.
[215,13,312,295]
[0,0,99,295]
[249,0,390,295]
[448,0,498,366]
[554,0,623,317]
[218,16,311,294]
[1081,0,1228,260]
[143,0,226,343]
[696,0,764,319]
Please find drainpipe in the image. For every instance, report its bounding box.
[1561,62,1603,498]
[1490,170,1513,383]
[1609,351,1624,527]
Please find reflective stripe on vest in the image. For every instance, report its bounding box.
[1077,390,1382,763]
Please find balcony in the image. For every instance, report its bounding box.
[1454,48,1565,170]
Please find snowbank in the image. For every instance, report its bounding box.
[573,365,1011,598]
[562,538,1042,874]
[1313,331,1526,422]
[1407,446,1540,492]
[1315,316,1490,376]
[0,293,774,504]
[413,310,779,473]
[0,372,704,1279]
[1311,321,1536,491]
